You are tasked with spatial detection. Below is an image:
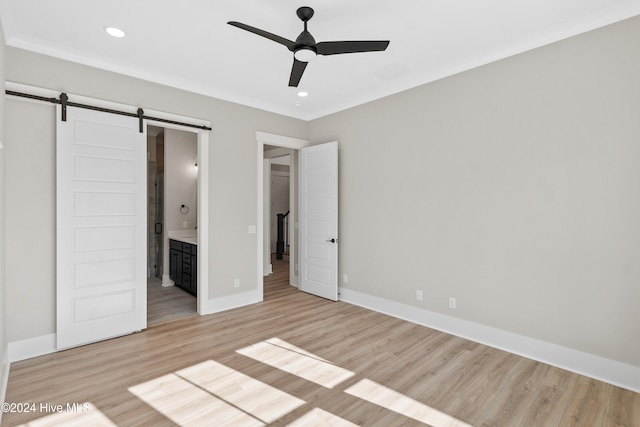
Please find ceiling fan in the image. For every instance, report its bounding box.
[228,6,390,87]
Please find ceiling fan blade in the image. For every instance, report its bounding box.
[289,59,308,87]
[227,21,295,50]
[316,40,390,55]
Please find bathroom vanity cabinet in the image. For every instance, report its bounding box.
[169,239,197,296]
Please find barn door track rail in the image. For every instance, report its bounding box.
[5,90,212,133]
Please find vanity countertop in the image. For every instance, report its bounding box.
[168,230,198,245]
[170,236,197,245]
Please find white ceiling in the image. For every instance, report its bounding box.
[1,0,639,121]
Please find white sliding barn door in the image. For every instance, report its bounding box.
[56,106,147,350]
[298,141,338,301]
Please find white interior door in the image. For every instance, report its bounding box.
[298,141,338,301]
[56,105,147,349]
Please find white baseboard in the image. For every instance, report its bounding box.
[10,288,637,393]
[339,288,640,393]
[7,333,57,363]
[200,288,263,315]
[5,289,264,363]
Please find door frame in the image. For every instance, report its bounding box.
[148,120,210,313]
[256,131,308,296]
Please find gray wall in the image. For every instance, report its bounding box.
[308,16,640,367]
[0,18,7,390]
[3,48,307,342]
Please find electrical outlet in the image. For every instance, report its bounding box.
[416,290,423,301]
[449,297,457,309]
[343,274,348,284]
[234,278,240,288]
[183,221,188,229]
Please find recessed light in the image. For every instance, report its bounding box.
[297,91,308,97]
[105,26,126,38]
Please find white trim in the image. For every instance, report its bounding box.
[201,289,263,314]
[9,291,638,393]
[196,131,210,313]
[340,288,640,393]
[257,131,308,149]
[7,334,57,363]
[256,132,308,298]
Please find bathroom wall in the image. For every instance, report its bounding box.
[163,128,198,280]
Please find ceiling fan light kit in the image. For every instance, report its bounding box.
[294,47,317,63]
[228,6,390,87]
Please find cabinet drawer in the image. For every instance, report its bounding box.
[182,253,191,264]
[182,273,191,289]
[182,242,192,253]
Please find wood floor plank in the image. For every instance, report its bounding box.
[3,258,638,426]
[557,377,610,426]
[604,386,640,427]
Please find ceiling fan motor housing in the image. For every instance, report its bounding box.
[294,30,317,60]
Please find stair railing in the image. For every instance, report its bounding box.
[276,211,290,260]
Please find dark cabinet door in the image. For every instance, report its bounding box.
[169,247,181,287]
[169,239,197,296]
[191,248,198,296]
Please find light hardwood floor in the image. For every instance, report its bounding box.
[3,259,639,426]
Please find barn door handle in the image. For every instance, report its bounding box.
[155,223,163,234]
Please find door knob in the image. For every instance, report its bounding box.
[326,238,337,243]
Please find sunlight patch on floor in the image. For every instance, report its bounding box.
[236,338,355,388]
[125,337,469,426]
[177,360,306,423]
[286,407,359,427]
[129,372,266,426]
[265,337,332,362]
[17,403,116,427]
[345,379,473,427]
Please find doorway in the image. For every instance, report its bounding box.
[256,132,309,300]
[147,125,199,325]
[264,150,292,297]
[258,133,340,302]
